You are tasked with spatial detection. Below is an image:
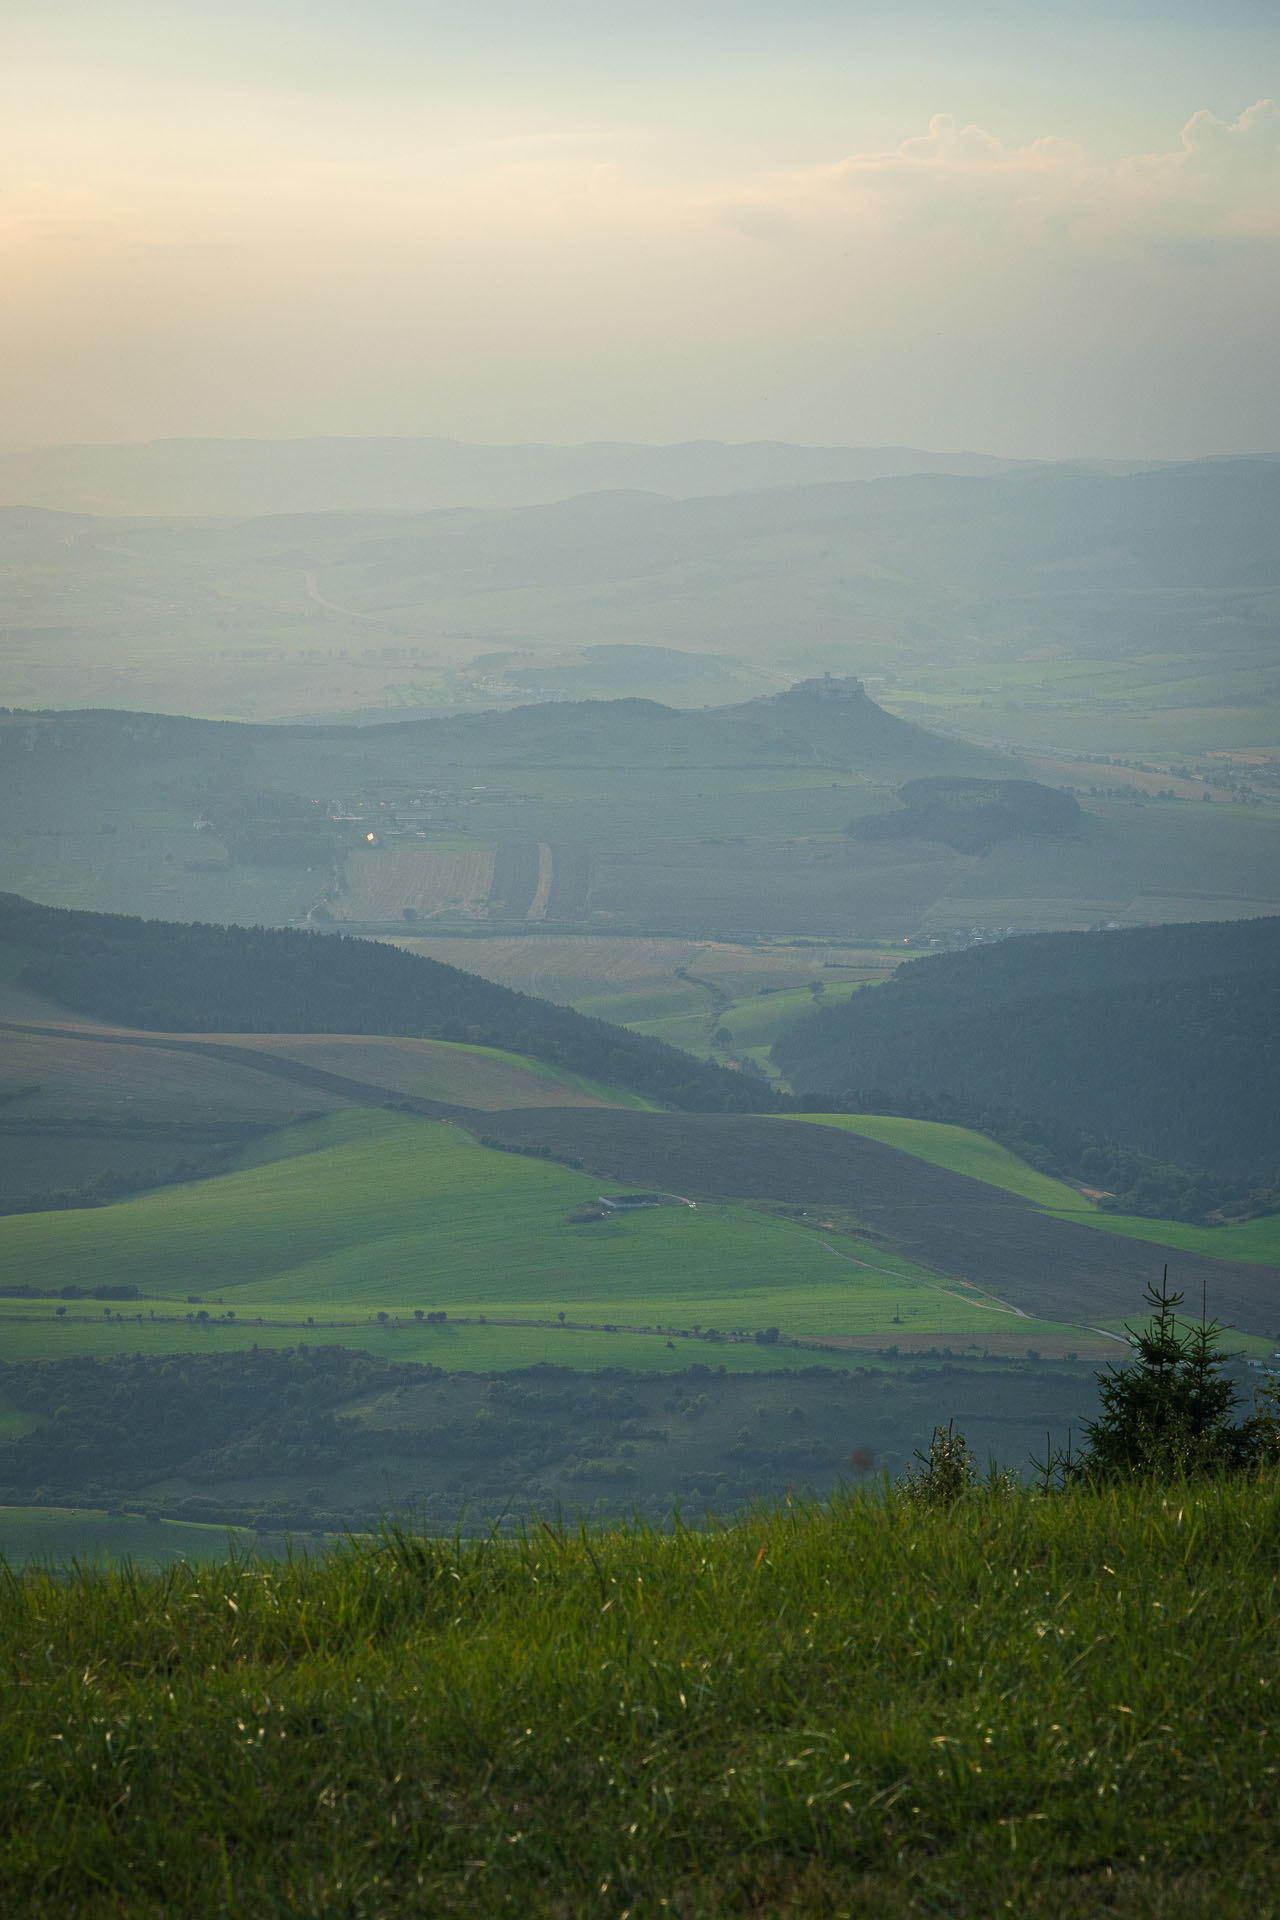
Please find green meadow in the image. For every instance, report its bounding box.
[0,1396,40,1440]
[789,1112,1092,1210]
[0,1109,1090,1354]
[570,980,864,1070]
[0,1313,927,1372]
[2,1097,1269,1373]
[0,1507,255,1571]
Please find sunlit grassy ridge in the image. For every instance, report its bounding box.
[2,1475,1278,1916]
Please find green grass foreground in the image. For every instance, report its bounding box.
[3,1479,1278,1916]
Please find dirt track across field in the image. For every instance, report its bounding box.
[470,1107,1280,1336]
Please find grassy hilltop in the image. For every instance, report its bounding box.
[2,1475,1278,1916]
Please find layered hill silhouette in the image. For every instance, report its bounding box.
[4,454,1277,736]
[0,436,1035,518]
[2,677,998,775]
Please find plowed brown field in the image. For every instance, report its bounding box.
[390,934,893,1007]
[0,1024,346,1124]
[589,840,965,938]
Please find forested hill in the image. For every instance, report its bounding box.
[0,894,775,1114]
[774,917,1280,1178]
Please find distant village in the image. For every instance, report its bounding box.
[332,787,543,842]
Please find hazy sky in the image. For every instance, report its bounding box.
[3,1,1277,456]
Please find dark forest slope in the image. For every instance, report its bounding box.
[0,894,775,1114]
[773,918,1280,1176]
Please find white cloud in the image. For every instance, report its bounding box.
[711,101,1280,255]
[0,95,1276,450]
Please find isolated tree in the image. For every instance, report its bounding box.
[1073,1269,1265,1480]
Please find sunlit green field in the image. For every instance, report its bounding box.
[0,1109,1093,1356]
[0,1507,255,1570]
[0,1397,41,1440]
[3,1098,1271,1376]
[0,1313,920,1372]
[790,1113,1092,1210]
[720,982,854,1042]
[1047,1205,1280,1270]
[576,982,864,1069]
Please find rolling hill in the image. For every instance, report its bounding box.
[3,456,1277,768]
[773,916,1280,1177]
[0,892,775,1112]
[0,684,1016,936]
[8,683,1278,943]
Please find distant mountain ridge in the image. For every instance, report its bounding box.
[2,453,1277,733]
[0,435,1157,518]
[3,677,1004,776]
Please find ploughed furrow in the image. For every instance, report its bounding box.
[472,1106,1280,1334]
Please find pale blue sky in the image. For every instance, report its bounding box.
[3,2,1276,454]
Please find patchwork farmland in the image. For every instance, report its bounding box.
[467,1105,1280,1335]
[389,932,897,1041]
[332,836,970,937]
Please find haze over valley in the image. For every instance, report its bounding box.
[3,5,1280,1905]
